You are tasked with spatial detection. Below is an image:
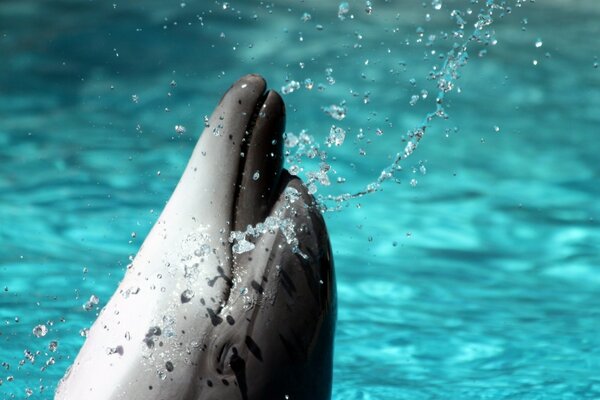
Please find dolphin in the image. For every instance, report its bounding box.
[55,74,336,400]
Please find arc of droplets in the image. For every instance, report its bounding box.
[317,0,526,211]
[230,0,528,252]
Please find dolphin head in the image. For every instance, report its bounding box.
[56,75,336,400]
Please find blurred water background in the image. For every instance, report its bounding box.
[1,0,599,398]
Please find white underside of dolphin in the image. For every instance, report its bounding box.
[55,75,336,400]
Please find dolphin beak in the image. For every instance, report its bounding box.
[161,75,285,247]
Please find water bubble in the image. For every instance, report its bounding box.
[534,38,543,48]
[131,94,139,104]
[32,324,48,338]
[432,0,442,10]
[252,171,260,181]
[364,0,373,14]
[180,289,195,303]
[79,328,89,337]
[175,125,186,135]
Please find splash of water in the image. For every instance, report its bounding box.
[285,0,528,212]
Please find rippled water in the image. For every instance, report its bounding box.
[1,1,600,399]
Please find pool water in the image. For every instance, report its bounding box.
[1,1,600,398]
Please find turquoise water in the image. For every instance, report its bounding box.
[1,0,600,398]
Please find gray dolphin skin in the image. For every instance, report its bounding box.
[55,74,336,400]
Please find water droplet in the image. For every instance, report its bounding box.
[326,126,346,147]
[304,78,314,90]
[233,240,255,254]
[48,341,58,352]
[281,80,300,95]
[83,295,99,311]
[322,104,346,121]
[194,244,211,257]
[338,2,350,20]
[32,324,48,338]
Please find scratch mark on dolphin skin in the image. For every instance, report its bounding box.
[230,348,249,400]
[244,336,263,362]
[207,266,233,288]
[207,308,223,326]
[279,268,297,296]
[250,280,264,294]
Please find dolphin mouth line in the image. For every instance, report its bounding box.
[231,89,272,232]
